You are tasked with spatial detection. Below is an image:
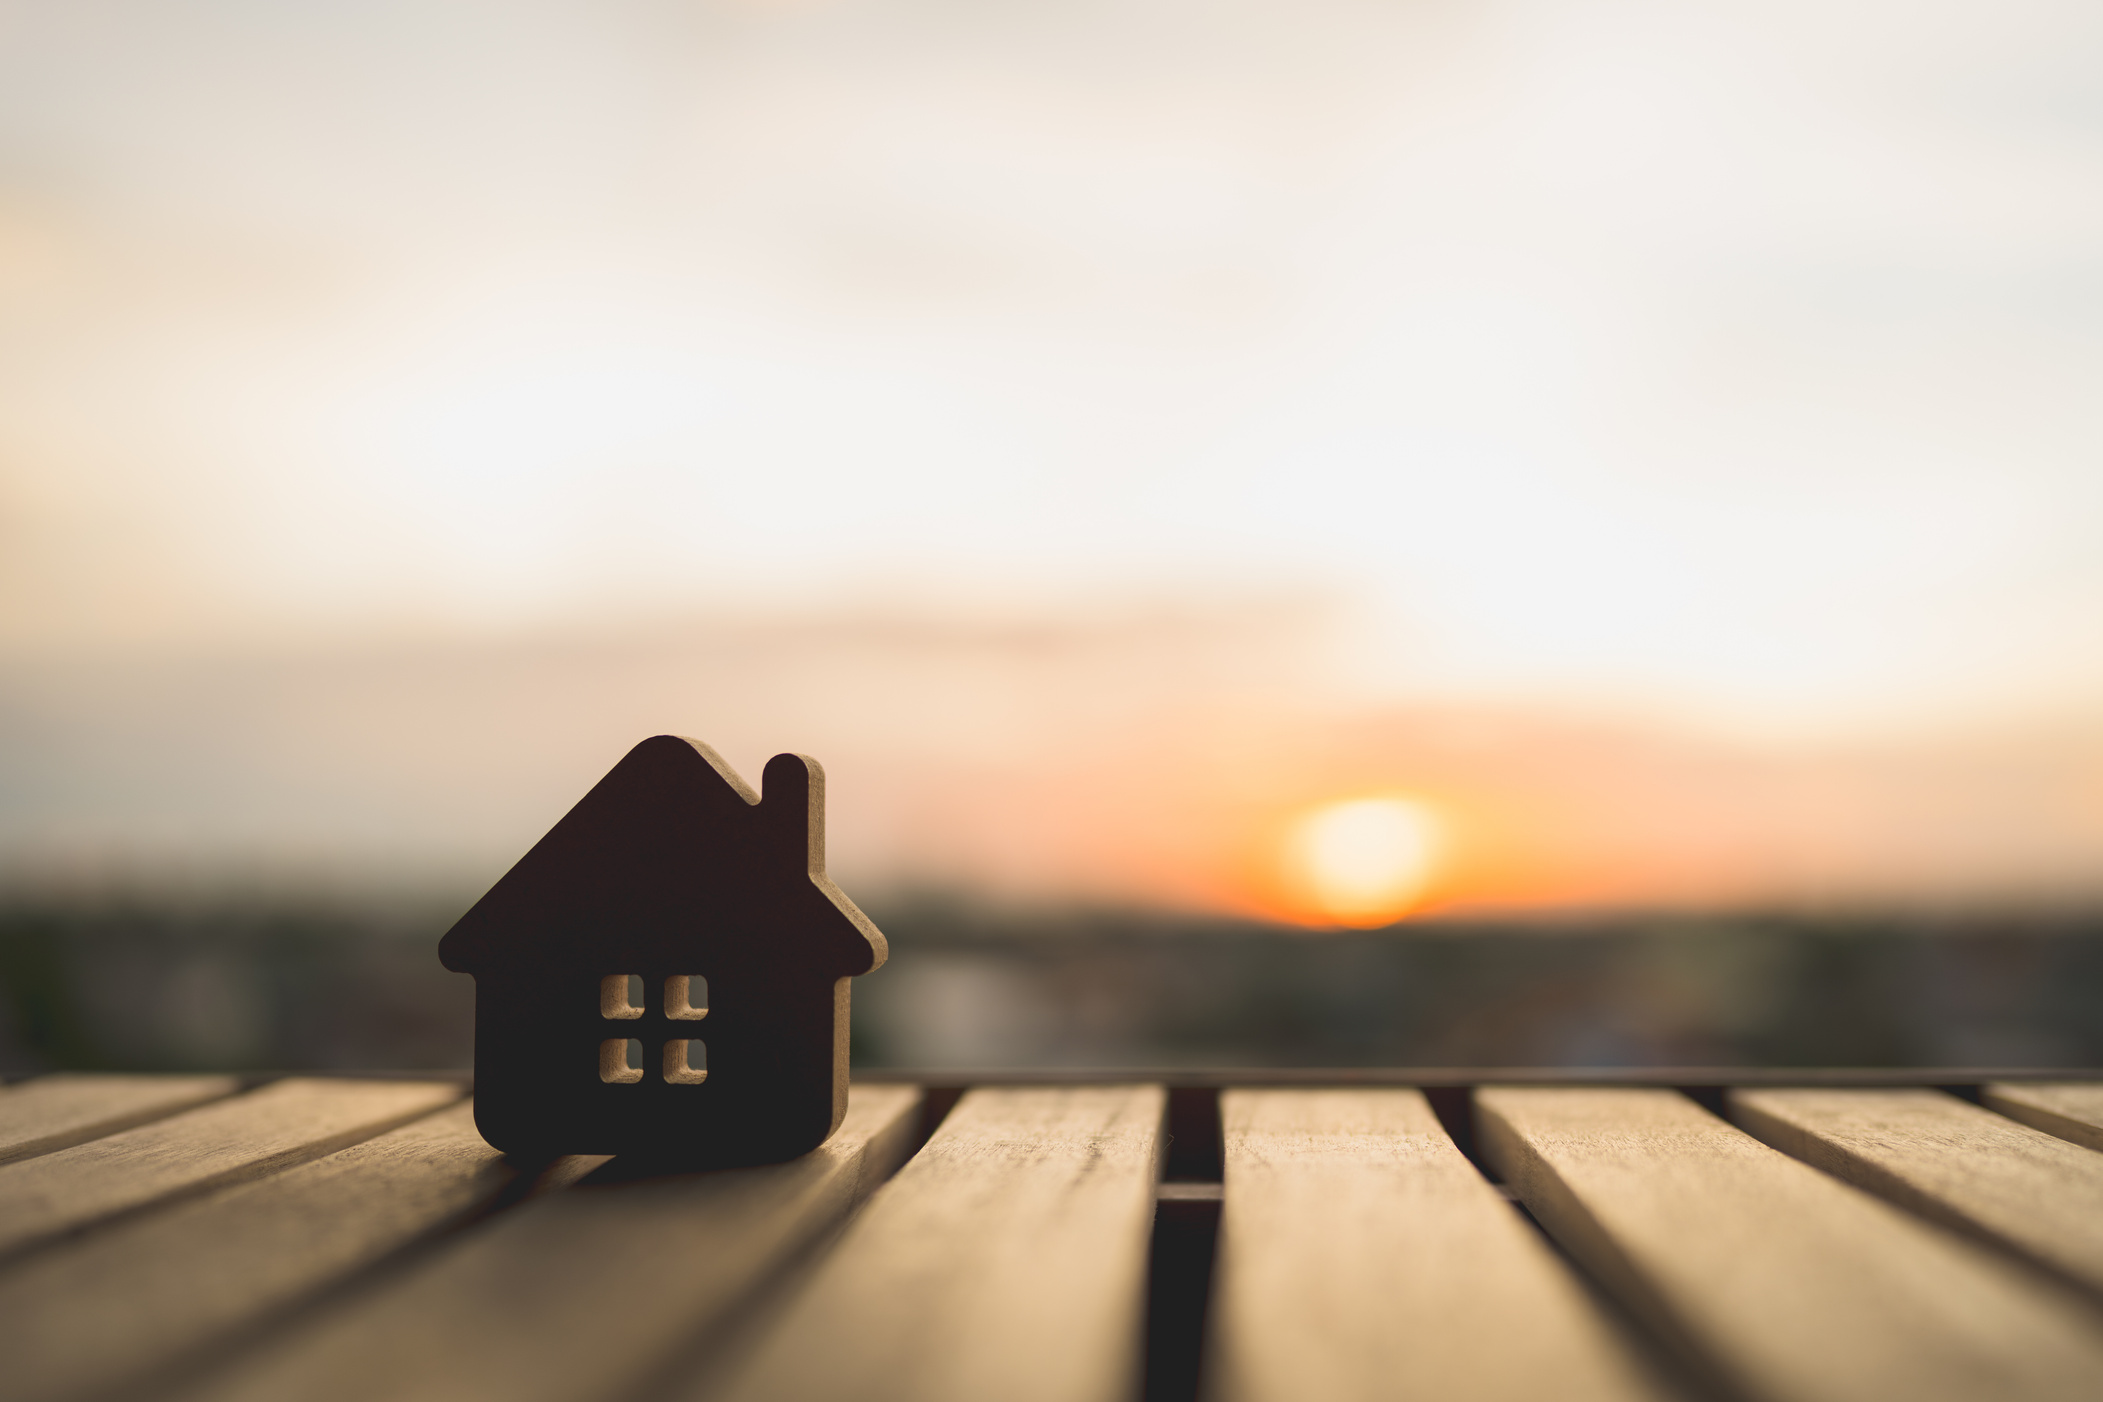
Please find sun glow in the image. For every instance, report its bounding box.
[1286,797,1444,927]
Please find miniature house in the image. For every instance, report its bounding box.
[439,735,886,1162]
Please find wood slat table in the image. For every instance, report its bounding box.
[4,1071,2103,1402]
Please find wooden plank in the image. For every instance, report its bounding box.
[1207,1089,1667,1402]
[1732,1088,2103,1300]
[0,1077,461,1259]
[1984,1083,2103,1155]
[173,1084,923,1402]
[1477,1086,2103,1402]
[0,1100,600,1402]
[0,1073,241,1165]
[710,1085,1163,1402]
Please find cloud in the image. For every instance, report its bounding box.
[4,604,2101,914]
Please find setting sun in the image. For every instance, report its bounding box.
[1287,797,1445,928]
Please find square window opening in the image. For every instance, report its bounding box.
[600,1038,644,1084]
[664,1039,708,1085]
[666,975,708,1020]
[600,974,644,1020]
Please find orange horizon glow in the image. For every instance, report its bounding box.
[1276,796,1444,927]
[3,630,2101,917]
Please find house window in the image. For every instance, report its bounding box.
[600,974,644,1020]
[664,1039,708,1085]
[599,1038,643,1084]
[665,975,708,1020]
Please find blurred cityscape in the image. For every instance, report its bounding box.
[5,894,2098,1075]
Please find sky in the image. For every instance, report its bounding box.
[3,0,2103,919]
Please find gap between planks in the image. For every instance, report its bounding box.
[0,1098,602,1402]
[0,1078,464,1261]
[1730,1087,2103,1304]
[1478,1086,2103,1402]
[164,1083,924,1402]
[1207,1087,1669,1402]
[16,1084,2103,1402]
[1983,1082,2103,1155]
[706,1084,1164,1402]
[0,1073,242,1166]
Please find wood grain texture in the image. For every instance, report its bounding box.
[1207,1089,1666,1402]
[173,1083,922,1402]
[1984,1083,2103,1155]
[0,1077,461,1259]
[1478,1087,2103,1402]
[0,1073,240,1165]
[1731,1087,2103,1300]
[710,1085,1164,1402]
[0,1100,598,1402]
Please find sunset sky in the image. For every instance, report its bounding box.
[4,0,2103,920]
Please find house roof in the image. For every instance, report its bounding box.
[438,735,886,977]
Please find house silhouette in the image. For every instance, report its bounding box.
[440,735,887,1162]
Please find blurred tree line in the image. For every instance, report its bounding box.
[3,895,2100,1073]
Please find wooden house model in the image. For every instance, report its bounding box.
[439,735,887,1163]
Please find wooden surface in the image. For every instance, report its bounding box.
[0,1077,460,1259]
[0,1073,238,1165]
[1984,1082,2103,1154]
[1207,1088,1663,1402]
[5,1072,2103,1402]
[0,1100,588,1402]
[177,1082,922,1402]
[1478,1086,2103,1402]
[1731,1088,2103,1299]
[711,1085,1164,1402]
